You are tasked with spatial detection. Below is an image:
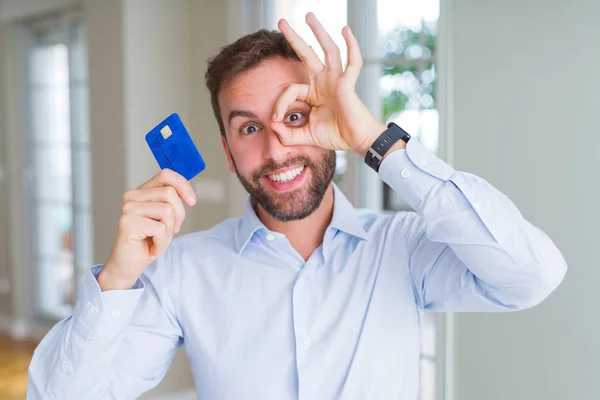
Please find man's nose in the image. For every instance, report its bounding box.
[262,126,292,161]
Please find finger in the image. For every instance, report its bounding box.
[138,168,196,206]
[123,201,177,234]
[272,83,310,122]
[342,26,363,85]
[305,12,342,72]
[123,186,186,232]
[151,229,172,258]
[137,216,171,258]
[271,121,314,147]
[278,18,324,75]
[120,214,169,245]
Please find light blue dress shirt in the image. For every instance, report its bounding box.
[27,139,567,400]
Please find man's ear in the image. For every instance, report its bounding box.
[220,135,236,173]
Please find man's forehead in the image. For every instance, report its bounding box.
[219,59,308,108]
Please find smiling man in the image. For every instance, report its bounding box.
[28,13,567,400]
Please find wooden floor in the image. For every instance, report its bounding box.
[0,335,38,400]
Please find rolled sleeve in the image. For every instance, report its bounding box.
[69,265,145,365]
[378,139,454,213]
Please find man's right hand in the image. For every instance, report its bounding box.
[98,169,197,291]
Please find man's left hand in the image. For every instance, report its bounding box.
[273,13,397,157]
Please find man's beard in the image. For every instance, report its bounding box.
[231,150,336,222]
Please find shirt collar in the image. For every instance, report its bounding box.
[329,182,369,241]
[235,182,368,254]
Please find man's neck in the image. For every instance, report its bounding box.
[255,185,334,261]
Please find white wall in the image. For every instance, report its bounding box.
[449,1,600,399]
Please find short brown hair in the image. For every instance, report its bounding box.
[205,29,300,137]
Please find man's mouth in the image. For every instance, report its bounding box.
[266,165,305,183]
[261,164,308,192]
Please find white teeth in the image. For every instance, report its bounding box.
[268,166,304,183]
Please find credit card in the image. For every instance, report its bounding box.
[145,113,206,180]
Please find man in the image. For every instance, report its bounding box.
[28,13,567,400]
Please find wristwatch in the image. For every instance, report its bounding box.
[364,122,411,172]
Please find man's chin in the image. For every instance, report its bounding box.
[256,186,318,222]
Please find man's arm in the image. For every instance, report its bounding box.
[268,13,566,310]
[379,139,567,311]
[27,247,183,399]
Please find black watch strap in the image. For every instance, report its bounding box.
[364,122,411,172]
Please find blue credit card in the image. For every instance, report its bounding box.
[145,113,206,180]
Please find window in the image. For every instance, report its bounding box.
[268,1,441,399]
[378,0,439,212]
[25,13,92,320]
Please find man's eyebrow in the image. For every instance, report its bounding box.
[228,109,258,125]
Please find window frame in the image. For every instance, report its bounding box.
[20,9,92,323]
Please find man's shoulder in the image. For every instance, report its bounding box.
[356,207,421,230]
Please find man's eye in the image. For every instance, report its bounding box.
[241,124,261,135]
[285,112,304,123]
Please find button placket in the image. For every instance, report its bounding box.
[292,278,309,356]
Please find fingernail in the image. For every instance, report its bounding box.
[188,195,196,204]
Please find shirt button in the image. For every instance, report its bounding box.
[111,309,120,318]
[89,304,99,314]
[401,169,410,179]
[62,361,70,372]
[418,156,428,165]
[266,233,275,241]
[303,337,311,346]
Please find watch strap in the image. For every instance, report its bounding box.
[364,122,411,172]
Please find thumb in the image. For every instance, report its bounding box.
[270,121,314,147]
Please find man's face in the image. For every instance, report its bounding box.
[218,58,335,222]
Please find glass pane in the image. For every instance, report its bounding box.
[377,0,439,38]
[34,146,72,203]
[35,204,72,263]
[271,0,348,65]
[30,44,71,145]
[332,150,348,191]
[378,0,439,213]
[35,202,74,318]
[37,256,74,319]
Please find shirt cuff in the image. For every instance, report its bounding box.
[71,265,145,345]
[378,139,454,212]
